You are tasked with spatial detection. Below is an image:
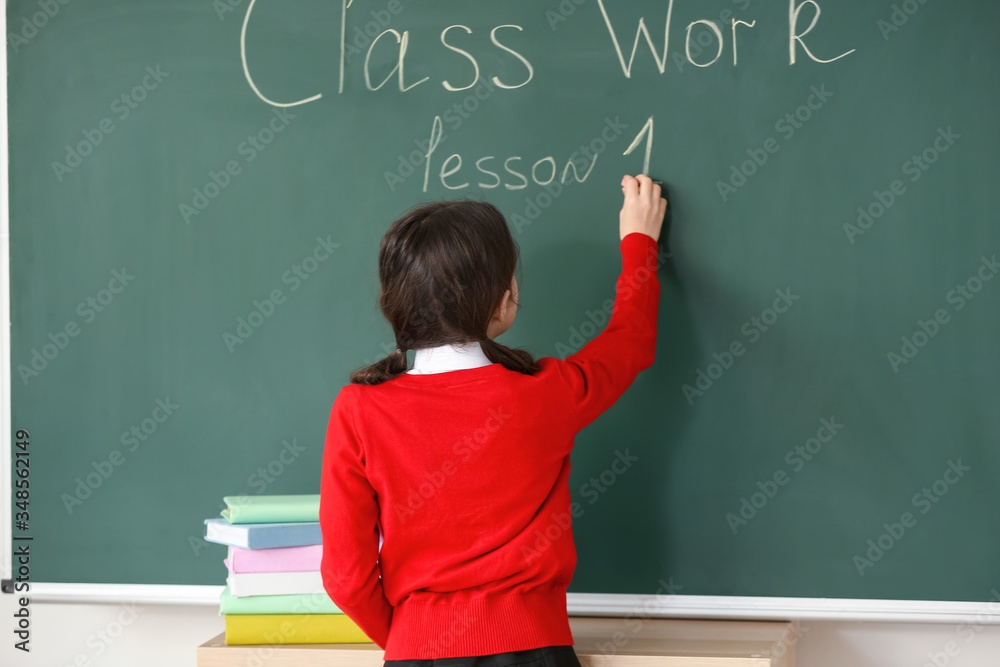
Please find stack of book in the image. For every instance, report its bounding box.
[203,494,371,645]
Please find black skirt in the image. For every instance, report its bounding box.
[383,644,582,667]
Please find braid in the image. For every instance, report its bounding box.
[479,337,540,375]
[350,343,409,385]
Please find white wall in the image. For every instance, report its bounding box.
[3,595,1000,667]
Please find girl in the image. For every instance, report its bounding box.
[319,174,666,666]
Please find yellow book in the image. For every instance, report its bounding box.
[224,613,372,645]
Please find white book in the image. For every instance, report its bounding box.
[226,570,324,597]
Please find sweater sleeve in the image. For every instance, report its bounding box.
[319,388,393,648]
[558,232,661,431]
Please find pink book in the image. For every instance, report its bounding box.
[225,544,323,574]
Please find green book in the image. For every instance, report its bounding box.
[218,586,341,615]
[221,494,319,524]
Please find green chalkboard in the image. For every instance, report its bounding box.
[8,0,1000,603]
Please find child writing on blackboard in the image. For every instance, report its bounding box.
[320,175,666,666]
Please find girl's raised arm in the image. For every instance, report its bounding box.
[554,174,666,430]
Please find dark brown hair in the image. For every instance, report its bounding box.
[350,200,540,385]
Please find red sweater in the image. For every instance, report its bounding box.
[319,233,660,659]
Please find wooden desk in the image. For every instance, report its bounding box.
[198,618,798,666]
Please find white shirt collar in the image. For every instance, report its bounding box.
[407,341,493,375]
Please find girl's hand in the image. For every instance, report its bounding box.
[620,174,667,241]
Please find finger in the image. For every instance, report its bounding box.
[652,183,662,202]
[635,174,652,197]
[622,174,638,200]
